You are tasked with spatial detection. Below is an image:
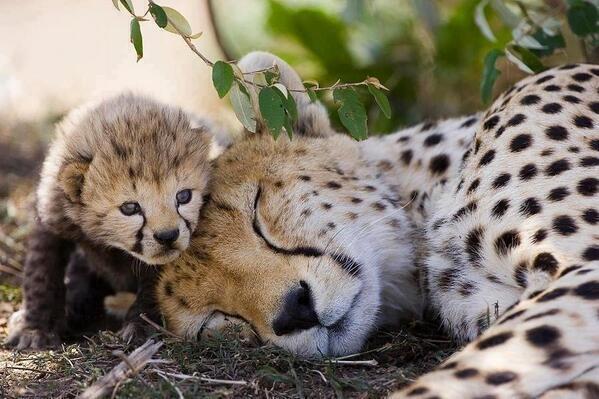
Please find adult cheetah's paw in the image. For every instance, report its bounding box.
[4,310,61,350]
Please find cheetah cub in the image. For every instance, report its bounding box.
[6,93,216,349]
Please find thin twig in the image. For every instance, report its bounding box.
[153,370,248,386]
[327,359,379,367]
[139,313,181,340]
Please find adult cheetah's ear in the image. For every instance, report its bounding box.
[237,51,333,138]
[58,159,90,203]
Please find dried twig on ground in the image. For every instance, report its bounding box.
[78,339,163,399]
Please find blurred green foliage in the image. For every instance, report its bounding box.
[211,0,597,133]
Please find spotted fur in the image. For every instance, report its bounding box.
[159,53,599,397]
[6,94,215,349]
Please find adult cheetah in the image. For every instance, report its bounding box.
[159,52,599,398]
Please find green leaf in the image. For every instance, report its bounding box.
[273,84,298,121]
[259,86,286,138]
[304,81,318,103]
[333,88,368,140]
[130,18,143,62]
[119,0,134,15]
[264,69,280,85]
[230,82,257,133]
[163,6,192,36]
[531,29,565,57]
[475,0,496,42]
[480,49,504,104]
[367,84,391,119]
[212,61,234,98]
[567,1,598,37]
[511,45,545,73]
[111,0,120,11]
[149,3,168,28]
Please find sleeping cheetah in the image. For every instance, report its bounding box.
[158,52,599,397]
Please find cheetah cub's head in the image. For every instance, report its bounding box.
[40,94,217,265]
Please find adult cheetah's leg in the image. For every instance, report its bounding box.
[391,264,599,399]
[5,222,73,349]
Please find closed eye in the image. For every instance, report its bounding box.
[252,186,322,257]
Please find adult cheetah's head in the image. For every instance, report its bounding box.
[158,53,421,357]
[39,94,214,265]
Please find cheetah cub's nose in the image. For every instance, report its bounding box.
[153,228,180,246]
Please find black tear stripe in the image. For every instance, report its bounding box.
[132,211,147,254]
[176,207,192,231]
[252,186,361,277]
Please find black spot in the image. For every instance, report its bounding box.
[492,173,511,189]
[520,95,540,105]
[491,199,510,218]
[507,113,526,126]
[569,146,580,153]
[567,83,584,92]
[573,281,599,300]
[495,230,521,256]
[467,178,480,194]
[460,116,478,128]
[437,268,459,291]
[540,148,554,157]
[572,72,592,82]
[545,125,568,141]
[577,177,598,196]
[494,125,506,138]
[533,252,559,275]
[553,215,578,236]
[563,95,581,104]
[455,368,479,379]
[429,154,450,175]
[326,181,342,189]
[274,181,284,188]
[321,203,332,210]
[400,149,413,166]
[498,309,526,325]
[547,187,570,202]
[483,115,499,130]
[591,139,599,151]
[545,159,571,176]
[520,197,542,217]
[514,263,528,287]
[541,103,562,114]
[406,387,428,396]
[519,163,537,180]
[559,265,582,277]
[574,115,593,128]
[164,282,173,296]
[581,156,599,167]
[544,84,561,92]
[532,228,547,243]
[479,150,495,166]
[526,325,561,347]
[537,288,569,302]
[582,208,598,225]
[424,133,444,147]
[453,201,478,221]
[298,175,311,181]
[477,332,513,350]
[372,202,386,211]
[582,245,599,261]
[589,102,599,114]
[486,371,518,385]
[420,121,436,131]
[465,227,485,263]
[510,133,534,153]
[350,197,362,204]
[536,75,554,84]
[397,135,410,143]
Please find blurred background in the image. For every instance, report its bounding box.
[0,0,596,291]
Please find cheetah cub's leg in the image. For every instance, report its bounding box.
[5,223,73,350]
[392,264,599,399]
[537,366,599,399]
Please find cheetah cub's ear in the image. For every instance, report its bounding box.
[237,51,334,138]
[58,158,91,203]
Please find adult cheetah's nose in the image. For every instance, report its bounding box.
[153,228,180,246]
[272,280,319,336]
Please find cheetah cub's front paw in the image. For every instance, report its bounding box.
[4,310,61,350]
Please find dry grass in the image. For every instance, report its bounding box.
[0,118,457,398]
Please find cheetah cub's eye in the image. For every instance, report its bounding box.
[176,189,192,205]
[120,201,141,216]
